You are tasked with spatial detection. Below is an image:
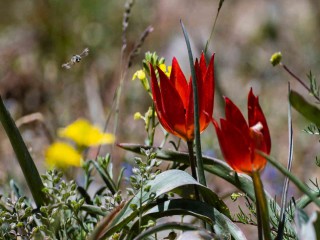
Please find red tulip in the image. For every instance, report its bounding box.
[212,89,271,174]
[150,53,215,141]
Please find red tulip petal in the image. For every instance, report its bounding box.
[216,119,253,173]
[248,89,271,153]
[194,58,207,132]
[157,66,187,139]
[200,54,215,131]
[199,52,207,75]
[150,64,176,135]
[225,97,250,143]
[170,57,188,108]
[185,80,194,140]
[249,127,267,171]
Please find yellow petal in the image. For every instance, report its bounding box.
[167,66,172,77]
[45,142,82,168]
[132,70,146,80]
[58,119,115,147]
[159,64,166,72]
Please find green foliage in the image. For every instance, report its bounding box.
[308,71,320,101]
[289,90,320,127]
[0,166,122,240]
[142,52,165,76]
[1,0,320,239]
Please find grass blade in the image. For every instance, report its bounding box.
[276,82,294,240]
[0,95,47,207]
[180,20,207,187]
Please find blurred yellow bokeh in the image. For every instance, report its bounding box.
[58,119,115,147]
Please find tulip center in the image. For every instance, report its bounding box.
[250,122,263,133]
[249,122,266,171]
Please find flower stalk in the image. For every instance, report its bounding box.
[187,141,200,200]
[252,170,271,240]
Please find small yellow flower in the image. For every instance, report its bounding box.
[132,70,146,81]
[45,142,82,168]
[58,119,115,147]
[270,52,282,66]
[159,64,171,77]
[167,66,172,76]
[134,112,142,120]
[159,64,166,72]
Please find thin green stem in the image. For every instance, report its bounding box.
[139,178,144,229]
[204,0,225,54]
[281,63,320,102]
[149,103,156,146]
[252,171,271,240]
[255,195,263,240]
[187,141,198,181]
[187,141,200,201]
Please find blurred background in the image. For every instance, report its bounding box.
[0,0,319,236]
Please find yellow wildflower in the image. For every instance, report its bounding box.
[45,142,82,168]
[58,119,115,147]
[134,112,142,120]
[270,52,282,66]
[132,70,146,80]
[159,64,172,77]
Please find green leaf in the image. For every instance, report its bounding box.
[88,159,117,194]
[118,143,296,235]
[0,95,47,207]
[180,20,207,187]
[95,170,229,239]
[176,231,216,240]
[133,222,203,240]
[127,199,246,240]
[289,90,320,127]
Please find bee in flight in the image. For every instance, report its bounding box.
[62,48,89,69]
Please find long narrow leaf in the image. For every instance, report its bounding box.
[289,90,320,127]
[88,160,117,194]
[180,20,207,187]
[277,82,294,240]
[0,95,47,207]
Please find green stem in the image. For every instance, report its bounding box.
[180,20,207,187]
[281,63,320,102]
[187,141,198,181]
[149,103,156,146]
[187,141,200,201]
[255,195,263,240]
[204,0,225,54]
[252,171,271,240]
[139,178,144,229]
[0,95,47,207]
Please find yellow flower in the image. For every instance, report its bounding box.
[58,119,115,147]
[45,142,82,168]
[270,52,282,66]
[132,70,146,80]
[133,112,142,120]
[159,64,172,77]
